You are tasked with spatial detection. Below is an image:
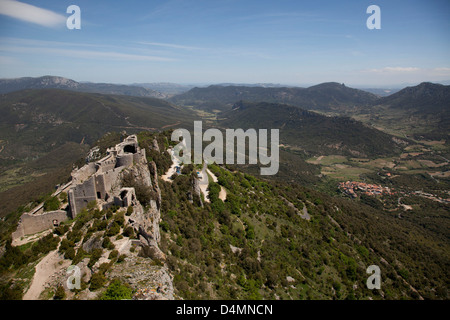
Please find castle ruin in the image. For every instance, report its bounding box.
[68,135,147,217]
[12,135,148,243]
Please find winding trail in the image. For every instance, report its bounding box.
[198,162,210,203]
[23,249,70,300]
[161,149,181,182]
[206,168,227,201]
[199,163,227,203]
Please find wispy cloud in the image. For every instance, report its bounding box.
[0,0,65,28]
[1,45,176,62]
[137,40,273,60]
[359,67,450,84]
[138,41,204,51]
[0,38,176,62]
[365,67,421,73]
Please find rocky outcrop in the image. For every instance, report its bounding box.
[188,176,203,207]
[82,232,104,253]
[107,256,174,300]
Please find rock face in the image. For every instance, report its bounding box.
[107,256,174,300]
[109,137,171,299]
[188,176,203,207]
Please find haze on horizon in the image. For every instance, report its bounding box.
[0,0,449,87]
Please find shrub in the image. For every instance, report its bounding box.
[102,237,115,250]
[64,247,76,260]
[106,222,120,237]
[108,250,119,260]
[123,226,135,238]
[100,279,133,300]
[89,272,106,291]
[54,224,69,236]
[53,285,66,300]
[72,248,87,265]
[114,212,125,227]
[43,196,61,211]
[59,192,68,204]
[88,248,103,268]
[126,206,134,216]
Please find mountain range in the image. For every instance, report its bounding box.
[219,101,404,158]
[0,76,166,99]
[0,88,193,163]
[170,81,449,115]
[169,82,379,113]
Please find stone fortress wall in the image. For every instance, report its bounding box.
[12,135,146,244]
[12,210,68,240]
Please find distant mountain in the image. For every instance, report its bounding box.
[0,76,166,98]
[214,82,296,88]
[169,82,378,113]
[356,87,401,97]
[368,82,450,140]
[131,82,195,95]
[377,82,450,113]
[219,101,404,158]
[0,88,194,163]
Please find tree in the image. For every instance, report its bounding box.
[100,279,133,300]
[89,272,106,291]
[106,222,120,237]
[43,196,61,211]
[53,285,66,300]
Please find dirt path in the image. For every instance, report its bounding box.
[161,149,181,182]
[161,121,181,129]
[23,249,69,300]
[206,168,227,201]
[199,163,210,203]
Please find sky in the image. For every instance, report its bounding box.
[0,0,449,87]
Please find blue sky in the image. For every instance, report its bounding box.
[0,0,449,86]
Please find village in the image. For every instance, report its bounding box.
[338,181,394,198]
[339,181,450,205]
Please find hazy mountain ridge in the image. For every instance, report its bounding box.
[169,82,379,113]
[170,81,449,115]
[0,88,195,213]
[0,76,166,99]
[220,101,405,158]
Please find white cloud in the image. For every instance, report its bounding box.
[366,67,420,73]
[0,0,65,27]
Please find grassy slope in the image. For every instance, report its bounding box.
[219,101,404,158]
[159,163,449,300]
